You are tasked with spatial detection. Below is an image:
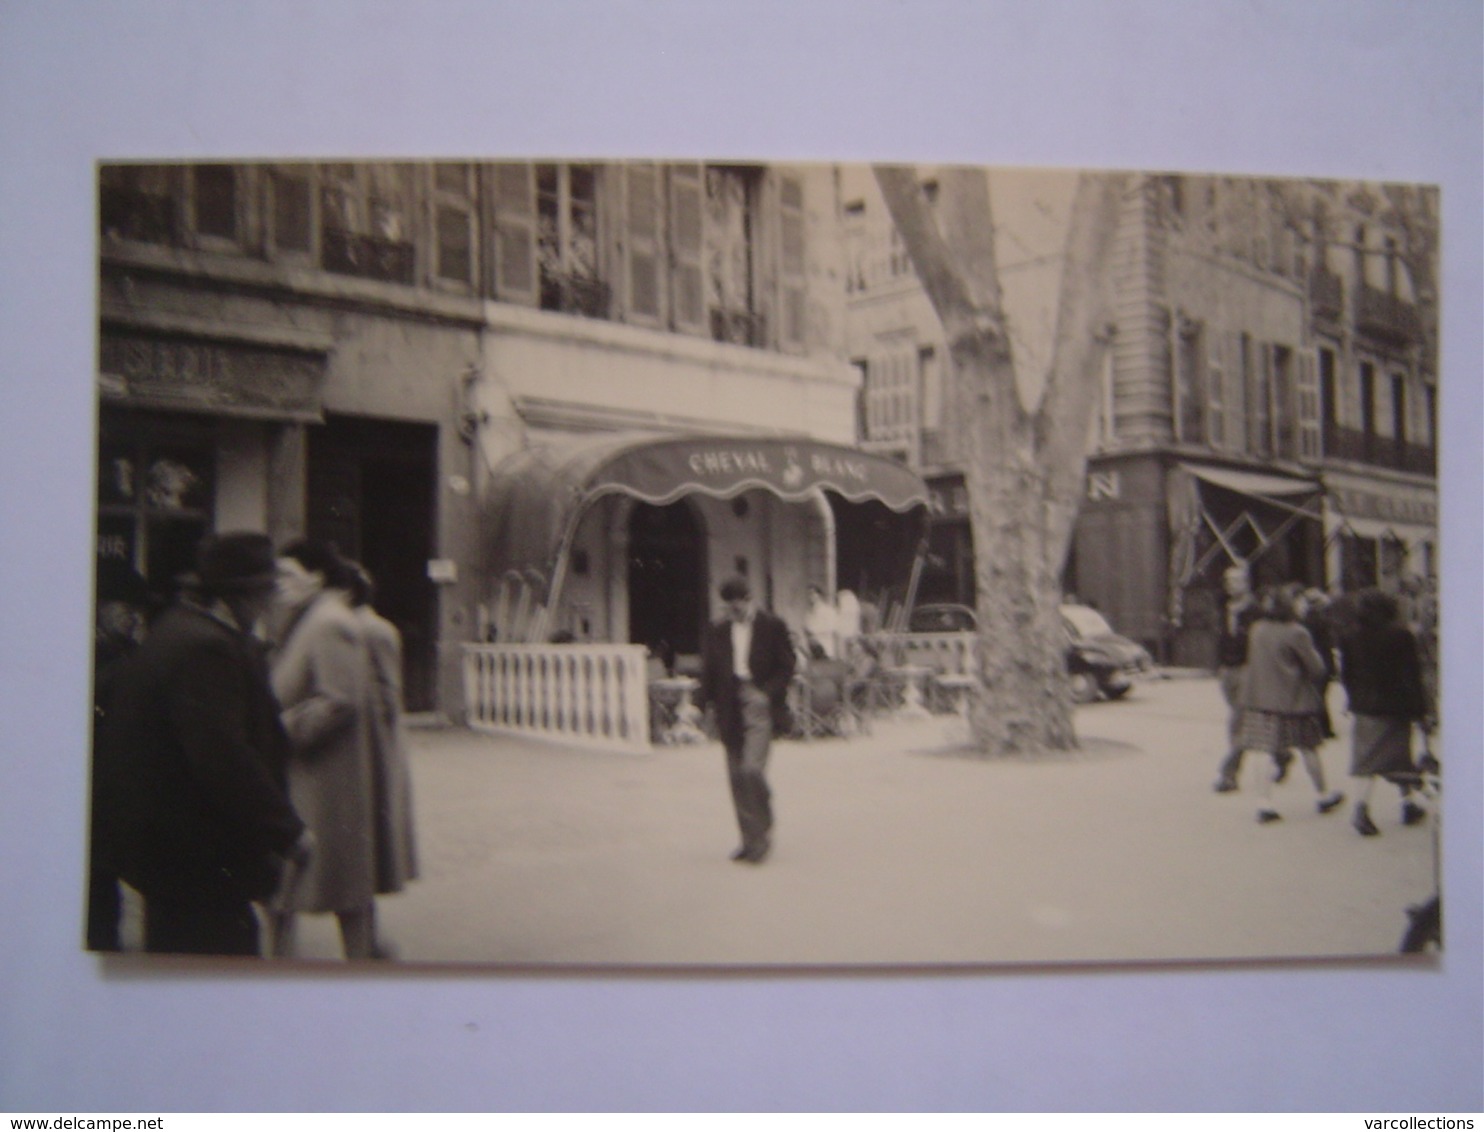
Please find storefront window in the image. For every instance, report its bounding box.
[97,438,215,596]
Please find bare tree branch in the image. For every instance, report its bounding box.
[1035,171,1130,567]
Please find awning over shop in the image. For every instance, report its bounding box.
[485,432,930,595]
[1166,462,1323,623]
[1179,462,1320,500]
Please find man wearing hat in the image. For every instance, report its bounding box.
[696,576,796,864]
[93,531,310,955]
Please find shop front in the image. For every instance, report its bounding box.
[1165,461,1325,667]
[465,433,929,751]
[1321,470,1438,592]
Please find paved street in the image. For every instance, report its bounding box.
[285,675,1437,967]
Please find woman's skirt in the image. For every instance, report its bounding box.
[1351,713,1415,778]
[1237,708,1325,754]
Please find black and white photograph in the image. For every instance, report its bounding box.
[87,159,1445,967]
[3,1,1479,1115]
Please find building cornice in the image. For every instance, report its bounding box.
[100,240,488,330]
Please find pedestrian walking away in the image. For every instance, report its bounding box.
[1235,585,1344,824]
[696,576,796,864]
[1339,588,1434,837]
[92,532,311,956]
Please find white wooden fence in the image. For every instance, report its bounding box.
[463,643,652,754]
[847,632,978,676]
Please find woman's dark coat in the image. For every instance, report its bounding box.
[1340,624,1429,721]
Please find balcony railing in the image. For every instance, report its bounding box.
[322,226,416,285]
[710,307,768,348]
[100,186,176,244]
[1309,267,1344,321]
[1355,283,1423,345]
[540,272,612,319]
[1323,424,1437,475]
[463,643,651,754]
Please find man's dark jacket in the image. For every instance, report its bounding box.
[95,602,305,906]
[697,609,797,746]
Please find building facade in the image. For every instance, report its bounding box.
[97,160,890,717]
[842,170,1439,665]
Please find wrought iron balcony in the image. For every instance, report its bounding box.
[1355,283,1422,345]
[1308,267,1343,321]
[710,307,768,348]
[1323,424,1436,476]
[540,272,612,319]
[322,226,416,285]
[100,186,176,244]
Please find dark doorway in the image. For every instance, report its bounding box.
[830,496,926,626]
[627,500,706,659]
[307,415,439,711]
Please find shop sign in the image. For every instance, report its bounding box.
[594,438,928,510]
[99,330,325,421]
[1332,486,1436,526]
[1087,470,1121,502]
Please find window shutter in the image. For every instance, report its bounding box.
[1205,338,1225,449]
[668,164,706,336]
[625,164,662,322]
[778,173,807,350]
[1296,348,1321,460]
[431,163,476,287]
[1224,332,1245,450]
[491,163,538,305]
[269,166,313,256]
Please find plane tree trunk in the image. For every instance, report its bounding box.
[873,166,1127,754]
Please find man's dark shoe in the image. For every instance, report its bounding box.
[1317,791,1345,815]
[732,838,771,864]
[1213,777,1239,794]
[1353,803,1381,836]
[1256,809,1282,824]
[1401,800,1427,826]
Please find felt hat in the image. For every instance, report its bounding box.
[194,531,279,595]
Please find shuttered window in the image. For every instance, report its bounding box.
[1295,348,1321,460]
[191,164,239,243]
[269,166,313,257]
[668,163,707,336]
[490,163,538,305]
[431,162,476,288]
[778,173,807,350]
[625,164,662,322]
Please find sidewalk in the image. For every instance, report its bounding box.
[286,676,1437,967]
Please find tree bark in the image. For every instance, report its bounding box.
[874,166,1127,755]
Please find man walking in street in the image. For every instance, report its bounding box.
[697,576,796,864]
[94,532,311,956]
[1212,562,1264,792]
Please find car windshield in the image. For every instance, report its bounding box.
[1062,605,1115,638]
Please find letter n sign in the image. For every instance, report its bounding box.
[1086,470,1121,502]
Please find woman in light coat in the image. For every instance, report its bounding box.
[1236,585,1345,824]
[346,564,417,898]
[270,539,379,959]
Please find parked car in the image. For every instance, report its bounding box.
[1059,603,1155,702]
[906,602,1154,703]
